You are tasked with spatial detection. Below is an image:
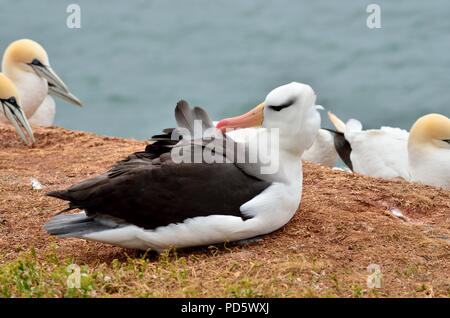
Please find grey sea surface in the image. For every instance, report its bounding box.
[1,0,449,139]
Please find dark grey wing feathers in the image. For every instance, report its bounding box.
[193,106,213,129]
[175,100,196,132]
[44,213,118,237]
[47,162,269,230]
[46,101,270,232]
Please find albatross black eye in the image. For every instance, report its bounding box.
[30,58,44,67]
[444,139,450,145]
[268,99,295,112]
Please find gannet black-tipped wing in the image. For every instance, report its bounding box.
[323,129,353,171]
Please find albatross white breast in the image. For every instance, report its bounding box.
[44,82,321,252]
[1,39,82,127]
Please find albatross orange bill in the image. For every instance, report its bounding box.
[216,102,265,132]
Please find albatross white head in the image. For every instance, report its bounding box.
[0,73,35,145]
[215,82,320,233]
[217,82,320,156]
[408,113,450,190]
[2,39,82,117]
[216,82,321,181]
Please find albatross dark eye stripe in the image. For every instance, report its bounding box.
[444,139,450,145]
[268,99,295,112]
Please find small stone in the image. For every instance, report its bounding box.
[30,178,44,190]
[389,208,408,221]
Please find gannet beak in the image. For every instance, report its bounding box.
[30,63,82,107]
[327,111,346,133]
[1,100,35,146]
[216,103,265,132]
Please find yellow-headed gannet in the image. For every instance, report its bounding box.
[2,39,82,126]
[408,114,450,190]
[0,73,35,145]
[327,112,411,179]
[328,112,450,190]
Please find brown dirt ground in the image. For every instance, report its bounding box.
[0,126,449,297]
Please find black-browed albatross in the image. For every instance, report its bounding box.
[44,82,321,251]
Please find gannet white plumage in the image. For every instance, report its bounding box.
[0,73,35,145]
[328,112,410,179]
[328,112,450,190]
[301,128,338,167]
[2,39,82,127]
[28,95,56,127]
[408,114,450,190]
[44,82,320,251]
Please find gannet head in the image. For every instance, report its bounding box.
[216,82,321,155]
[409,113,450,150]
[408,114,450,190]
[0,73,35,146]
[3,39,49,73]
[2,39,82,107]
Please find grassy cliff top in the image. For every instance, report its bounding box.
[0,126,449,297]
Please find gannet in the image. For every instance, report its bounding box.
[408,114,450,190]
[0,73,35,145]
[328,112,450,190]
[328,112,410,179]
[301,128,338,167]
[44,82,320,251]
[2,39,82,127]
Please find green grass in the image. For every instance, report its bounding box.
[0,248,96,297]
[0,246,441,298]
[0,249,198,297]
[0,247,322,298]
